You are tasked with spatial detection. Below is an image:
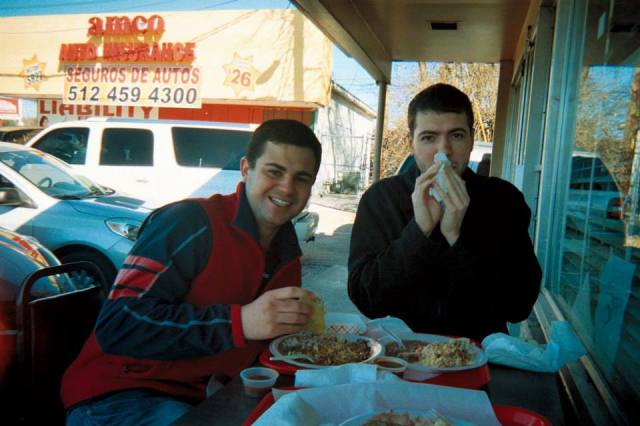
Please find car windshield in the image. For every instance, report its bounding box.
[0,147,107,199]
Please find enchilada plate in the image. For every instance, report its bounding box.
[269,332,382,370]
[381,332,488,374]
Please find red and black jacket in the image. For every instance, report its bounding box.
[61,183,302,408]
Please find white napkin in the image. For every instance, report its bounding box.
[365,316,413,340]
[481,320,586,373]
[295,363,404,388]
[430,152,451,205]
[253,382,500,426]
[258,392,320,426]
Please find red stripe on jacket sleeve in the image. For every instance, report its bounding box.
[231,304,246,348]
[125,255,167,273]
[115,268,158,287]
[109,287,143,299]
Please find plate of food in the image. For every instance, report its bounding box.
[382,332,488,373]
[269,332,382,369]
[339,409,474,426]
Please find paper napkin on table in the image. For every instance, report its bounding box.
[365,316,413,340]
[295,363,403,388]
[253,382,500,426]
[257,392,319,426]
[481,320,586,373]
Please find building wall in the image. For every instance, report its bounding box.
[313,84,376,196]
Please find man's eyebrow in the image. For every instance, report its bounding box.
[264,162,286,170]
[264,163,314,178]
[417,128,469,136]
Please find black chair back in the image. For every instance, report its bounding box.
[15,261,104,424]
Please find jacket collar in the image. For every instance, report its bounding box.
[232,182,301,259]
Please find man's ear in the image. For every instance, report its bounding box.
[408,132,415,154]
[240,157,250,181]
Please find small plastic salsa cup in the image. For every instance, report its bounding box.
[240,367,279,397]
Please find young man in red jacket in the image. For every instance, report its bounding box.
[62,119,322,425]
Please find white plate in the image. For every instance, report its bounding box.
[269,333,382,369]
[339,409,474,426]
[382,332,488,373]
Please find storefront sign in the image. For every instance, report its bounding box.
[223,53,260,97]
[0,10,332,106]
[39,99,159,122]
[57,15,200,108]
[18,54,47,90]
[63,64,201,108]
[58,15,195,64]
[0,97,20,119]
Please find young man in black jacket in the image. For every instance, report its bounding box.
[348,83,541,341]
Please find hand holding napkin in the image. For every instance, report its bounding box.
[430,152,451,206]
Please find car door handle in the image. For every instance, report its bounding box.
[135,179,149,183]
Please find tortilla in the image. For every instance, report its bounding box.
[301,294,325,335]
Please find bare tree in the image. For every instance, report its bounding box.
[380,62,499,178]
[575,67,637,195]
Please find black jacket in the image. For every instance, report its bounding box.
[348,165,542,341]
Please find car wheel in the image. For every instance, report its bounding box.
[59,250,116,296]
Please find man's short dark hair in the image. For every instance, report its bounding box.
[246,119,322,174]
[407,83,474,136]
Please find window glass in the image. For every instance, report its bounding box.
[557,0,640,407]
[100,128,153,166]
[172,127,251,170]
[1,128,40,144]
[0,148,95,197]
[0,173,16,189]
[31,128,89,165]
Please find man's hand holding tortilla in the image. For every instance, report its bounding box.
[241,287,320,340]
[241,287,316,340]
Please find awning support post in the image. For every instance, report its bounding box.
[372,80,387,182]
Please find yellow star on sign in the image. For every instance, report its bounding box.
[19,54,47,90]
[222,53,259,97]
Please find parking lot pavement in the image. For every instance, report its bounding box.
[310,193,360,213]
[301,196,366,318]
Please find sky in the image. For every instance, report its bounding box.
[0,0,379,110]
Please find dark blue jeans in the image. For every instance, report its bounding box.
[66,389,193,426]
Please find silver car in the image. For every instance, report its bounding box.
[0,226,76,313]
[0,142,151,293]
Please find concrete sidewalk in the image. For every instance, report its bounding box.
[310,193,360,213]
[300,196,364,317]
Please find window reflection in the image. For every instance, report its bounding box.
[558,0,640,407]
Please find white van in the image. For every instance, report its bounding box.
[27,118,256,206]
[26,118,319,241]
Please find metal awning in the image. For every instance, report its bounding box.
[292,0,531,83]
[292,0,532,181]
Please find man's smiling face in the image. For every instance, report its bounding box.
[241,140,317,235]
